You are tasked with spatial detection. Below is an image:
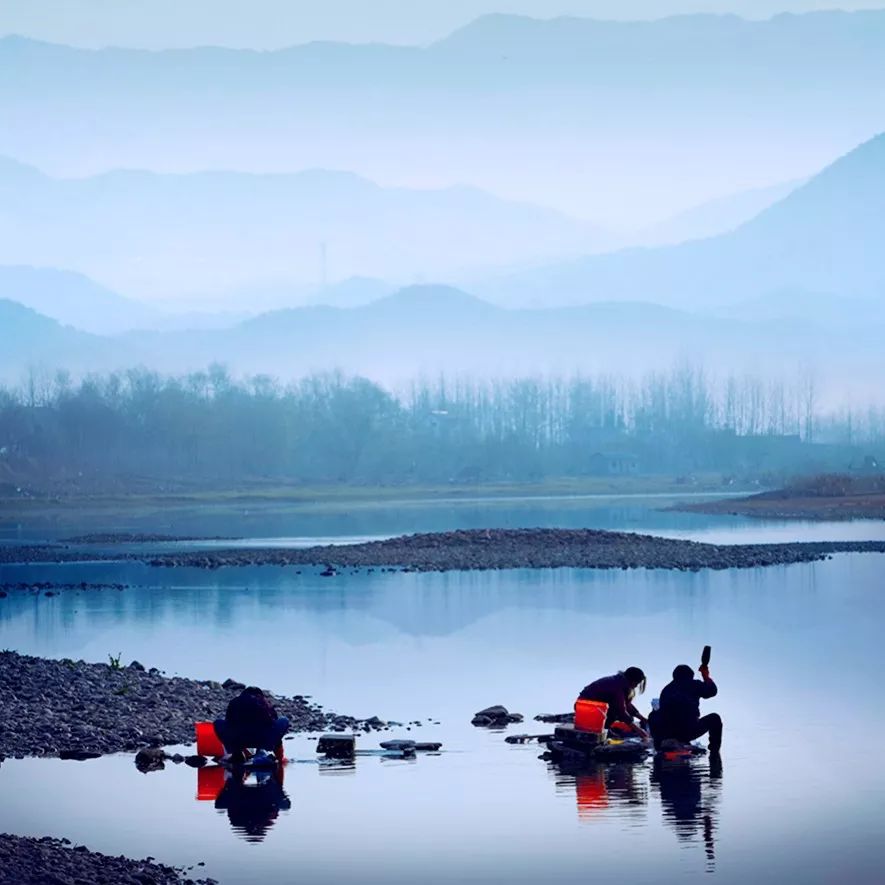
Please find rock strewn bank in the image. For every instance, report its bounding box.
[0,833,213,885]
[5,528,885,572]
[0,651,381,758]
[675,493,885,521]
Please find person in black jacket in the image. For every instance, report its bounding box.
[214,686,289,765]
[649,663,722,753]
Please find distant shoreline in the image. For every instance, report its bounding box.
[3,528,885,573]
[674,487,885,522]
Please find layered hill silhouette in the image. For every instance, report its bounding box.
[4,285,884,392]
[0,265,158,334]
[0,159,605,299]
[479,133,885,307]
[3,11,884,223]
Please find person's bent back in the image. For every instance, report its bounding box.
[578,666,648,730]
[214,686,289,764]
[650,664,722,754]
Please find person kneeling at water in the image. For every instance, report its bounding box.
[578,667,649,734]
[649,664,721,754]
[214,686,289,765]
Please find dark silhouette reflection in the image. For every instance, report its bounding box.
[652,754,723,870]
[213,764,292,842]
[552,761,649,821]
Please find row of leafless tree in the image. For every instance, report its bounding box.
[0,365,881,485]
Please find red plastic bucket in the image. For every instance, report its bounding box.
[574,699,609,733]
[195,720,225,757]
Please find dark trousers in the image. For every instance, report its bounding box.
[650,711,722,752]
[214,716,289,754]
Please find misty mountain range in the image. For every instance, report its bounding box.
[0,158,610,301]
[1,9,884,400]
[3,11,884,223]
[476,133,885,307]
[1,122,883,384]
[4,280,885,403]
[1,123,881,318]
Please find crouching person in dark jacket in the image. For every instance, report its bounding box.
[649,664,722,754]
[214,686,289,765]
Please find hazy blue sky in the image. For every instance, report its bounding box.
[2,1,884,48]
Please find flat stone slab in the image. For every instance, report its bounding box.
[317,734,356,758]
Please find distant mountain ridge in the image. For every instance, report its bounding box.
[3,10,884,223]
[0,266,157,334]
[4,285,885,396]
[0,159,608,299]
[478,133,885,308]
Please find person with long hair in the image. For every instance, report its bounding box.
[578,666,649,731]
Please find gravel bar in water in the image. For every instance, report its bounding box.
[0,651,385,758]
[5,528,885,571]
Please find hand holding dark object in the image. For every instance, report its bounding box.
[699,645,712,679]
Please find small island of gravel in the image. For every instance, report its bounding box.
[4,527,885,573]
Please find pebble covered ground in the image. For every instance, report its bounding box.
[4,527,885,572]
[0,651,385,758]
[0,833,215,885]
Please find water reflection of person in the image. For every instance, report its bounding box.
[652,754,723,869]
[214,764,292,842]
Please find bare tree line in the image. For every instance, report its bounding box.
[0,364,881,487]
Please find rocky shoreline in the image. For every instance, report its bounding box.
[0,651,385,759]
[0,833,214,885]
[4,528,885,572]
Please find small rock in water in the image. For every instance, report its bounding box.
[379,739,416,751]
[534,712,574,724]
[185,754,208,768]
[471,705,524,727]
[134,747,166,773]
[316,733,355,758]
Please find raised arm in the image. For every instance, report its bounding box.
[697,666,718,699]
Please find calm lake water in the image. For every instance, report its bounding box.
[1,501,884,883]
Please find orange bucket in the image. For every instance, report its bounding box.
[574,699,608,733]
[196,720,225,757]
